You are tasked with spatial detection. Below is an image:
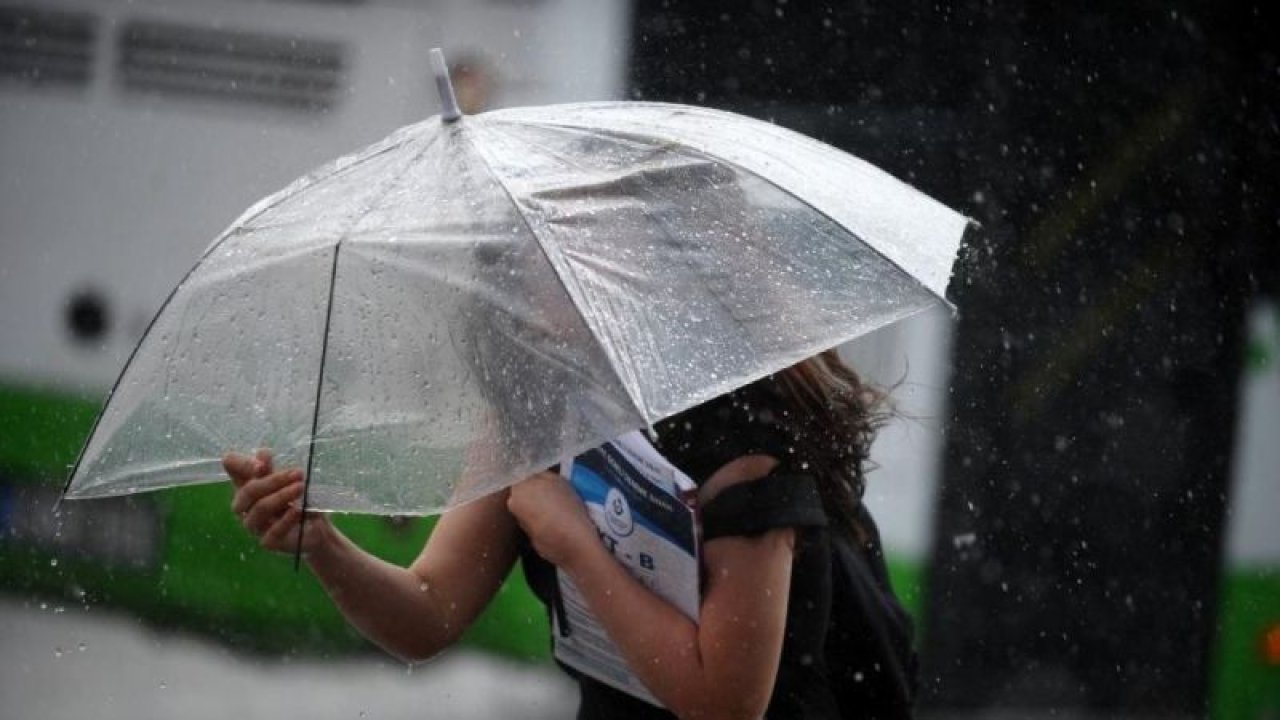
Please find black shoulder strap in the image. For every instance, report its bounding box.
[701,473,827,541]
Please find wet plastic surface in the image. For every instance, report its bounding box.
[65,102,966,514]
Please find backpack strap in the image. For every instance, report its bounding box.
[701,473,827,541]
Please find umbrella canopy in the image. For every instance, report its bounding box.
[63,90,968,515]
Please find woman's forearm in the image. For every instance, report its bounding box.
[560,535,791,720]
[560,544,709,714]
[227,452,518,664]
[304,521,464,662]
[303,490,521,663]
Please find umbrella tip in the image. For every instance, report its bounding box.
[430,48,462,123]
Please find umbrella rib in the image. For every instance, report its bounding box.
[295,240,342,568]
[504,117,958,309]
[61,132,423,504]
[711,155,956,311]
[293,129,444,565]
[460,122,652,425]
[211,126,424,251]
[60,232,233,503]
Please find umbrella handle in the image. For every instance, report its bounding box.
[430,48,462,123]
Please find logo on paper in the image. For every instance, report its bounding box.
[604,487,634,537]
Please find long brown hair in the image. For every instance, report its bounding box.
[774,350,889,540]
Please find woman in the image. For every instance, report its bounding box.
[224,350,915,719]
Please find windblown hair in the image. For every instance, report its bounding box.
[774,350,890,541]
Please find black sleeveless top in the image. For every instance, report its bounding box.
[518,377,914,719]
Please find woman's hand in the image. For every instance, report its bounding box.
[222,449,332,555]
[506,470,599,569]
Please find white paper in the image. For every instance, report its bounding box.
[553,430,699,706]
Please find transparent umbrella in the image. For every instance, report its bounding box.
[62,49,970,516]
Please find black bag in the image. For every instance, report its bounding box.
[824,504,919,719]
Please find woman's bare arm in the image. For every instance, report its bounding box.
[224,452,521,663]
[306,489,521,662]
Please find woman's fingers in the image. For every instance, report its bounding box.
[222,452,258,487]
[223,449,276,489]
[231,468,303,516]
[254,448,274,479]
[260,506,302,551]
[222,448,314,555]
[242,480,304,534]
[507,472,596,568]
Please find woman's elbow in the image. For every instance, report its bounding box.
[674,691,770,720]
[391,645,437,665]
[685,708,767,720]
[378,629,459,665]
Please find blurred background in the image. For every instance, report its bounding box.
[1,0,1275,718]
